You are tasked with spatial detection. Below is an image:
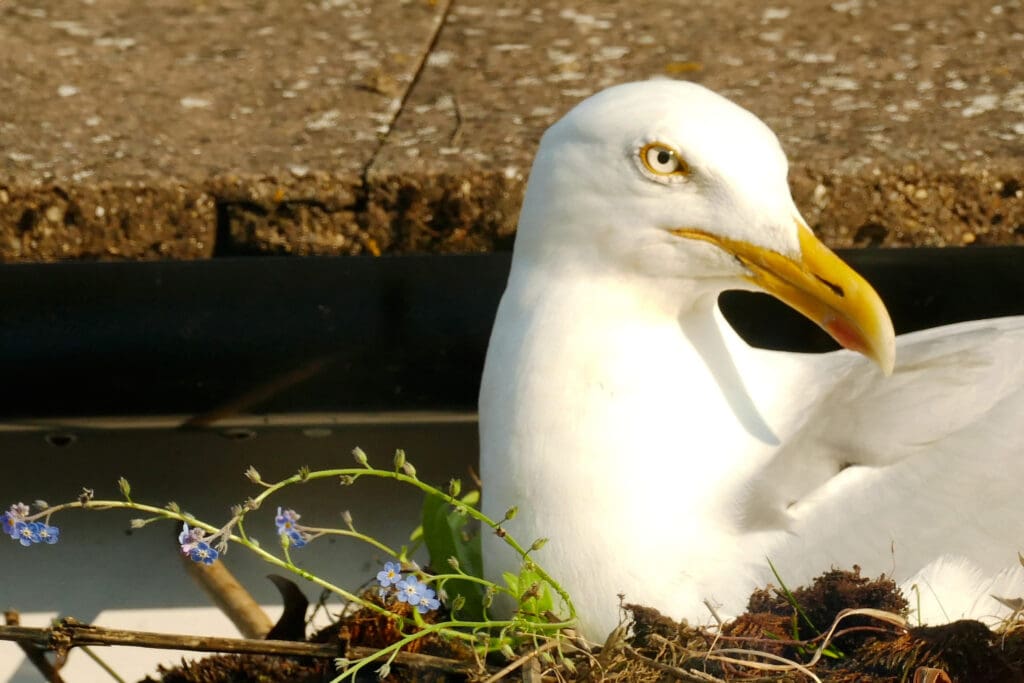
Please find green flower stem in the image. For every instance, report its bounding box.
[35,498,395,621]
[24,500,196,526]
[250,467,576,620]
[304,527,398,559]
[424,572,515,595]
[235,516,250,543]
[217,537,398,621]
[333,618,570,683]
[23,461,577,643]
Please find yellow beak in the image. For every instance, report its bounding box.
[670,222,895,375]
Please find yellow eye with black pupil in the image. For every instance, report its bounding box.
[640,143,688,176]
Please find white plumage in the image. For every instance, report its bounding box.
[479,80,1024,640]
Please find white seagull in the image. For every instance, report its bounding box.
[479,80,1024,640]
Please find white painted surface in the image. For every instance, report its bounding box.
[1,419,478,682]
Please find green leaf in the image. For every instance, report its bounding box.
[421,490,484,619]
[505,566,554,622]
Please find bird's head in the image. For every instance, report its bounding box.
[515,79,895,374]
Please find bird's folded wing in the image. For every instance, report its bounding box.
[739,315,1024,530]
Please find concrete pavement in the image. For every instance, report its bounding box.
[1,0,1023,260]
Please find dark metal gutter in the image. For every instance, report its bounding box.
[0,248,1021,420]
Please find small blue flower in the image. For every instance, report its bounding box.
[414,583,441,613]
[2,512,18,539]
[285,527,308,548]
[276,508,309,548]
[4,503,30,540]
[178,522,209,555]
[15,521,40,547]
[377,561,403,588]
[189,541,219,565]
[275,507,300,534]
[36,523,59,545]
[396,576,428,607]
[417,592,441,614]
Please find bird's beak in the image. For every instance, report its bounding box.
[669,221,895,375]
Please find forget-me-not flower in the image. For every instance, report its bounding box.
[395,576,425,606]
[274,507,300,534]
[36,523,59,545]
[3,512,19,539]
[275,507,309,548]
[15,521,40,546]
[377,561,403,588]
[178,522,222,564]
[415,584,441,614]
[4,503,30,540]
[4,503,60,547]
[189,541,219,565]
[284,527,308,548]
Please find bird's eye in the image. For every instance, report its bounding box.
[640,143,688,177]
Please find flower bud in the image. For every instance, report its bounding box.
[393,449,406,471]
[447,556,460,570]
[448,479,462,498]
[530,537,549,552]
[244,466,262,484]
[352,447,369,466]
[500,644,516,660]
[503,506,518,521]
[401,461,417,478]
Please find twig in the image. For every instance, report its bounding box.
[0,620,336,658]
[346,645,493,676]
[0,620,490,676]
[622,643,725,682]
[480,638,561,683]
[4,610,66,683]
[706,649,821,682]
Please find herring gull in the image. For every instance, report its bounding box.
[479,80,1024,640]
